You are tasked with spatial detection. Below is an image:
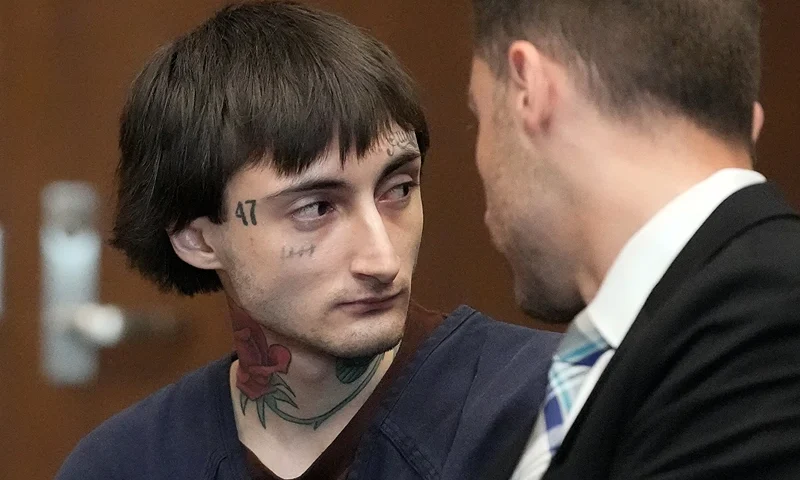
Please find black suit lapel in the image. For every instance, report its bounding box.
[549,181,799,469]
[640,181,797,315]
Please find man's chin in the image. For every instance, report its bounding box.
[515,279,581,325]
[326,312,405,358]
[329,333,402,359]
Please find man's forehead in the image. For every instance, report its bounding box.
[376,127,419,148]
[228,127,421,197]
[326,125,420,157]
[281,128,419,176]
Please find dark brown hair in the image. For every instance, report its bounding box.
[472,0,761,147]
[111,1,429,296]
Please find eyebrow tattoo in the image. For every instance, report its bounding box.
[385,130,419,157]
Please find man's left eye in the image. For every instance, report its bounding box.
[382,182,418,201]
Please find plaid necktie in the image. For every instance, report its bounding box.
[541,318,610,454]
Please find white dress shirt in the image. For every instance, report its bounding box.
[510,168,766,480]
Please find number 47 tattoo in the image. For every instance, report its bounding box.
[235,200,258,226]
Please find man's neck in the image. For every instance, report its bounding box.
[566,118,754,304]
[227,297,397,429]
[226,297,397,476]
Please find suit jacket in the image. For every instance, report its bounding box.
[536,182,800,479]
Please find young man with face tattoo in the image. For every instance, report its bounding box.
[55,2,561,479]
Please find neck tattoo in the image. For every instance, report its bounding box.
[240,354,384,430]
[229,299,386,430]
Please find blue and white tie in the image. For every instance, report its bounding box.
[541,319,610,454]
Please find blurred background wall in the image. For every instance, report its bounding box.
[0,1,797,478]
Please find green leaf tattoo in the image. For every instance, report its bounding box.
[239,354,384,430]
[336,356,373,384]
[270,373,295,396]
[272,388,298,408]
[240,393,248,415]
[266,354,382,430]
[256,396,267,428]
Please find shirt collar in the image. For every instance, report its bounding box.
[584,168,766,348]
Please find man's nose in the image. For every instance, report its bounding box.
[349,208,401,285]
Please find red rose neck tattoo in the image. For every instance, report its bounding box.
[228,298,385,430]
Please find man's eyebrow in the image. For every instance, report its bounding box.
[262,178,349,200]
[261,150,421,200]
[377,150,422,184]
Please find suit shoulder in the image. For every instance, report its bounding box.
[680,220,800,324]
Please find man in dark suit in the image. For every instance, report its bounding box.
[467,0,800,478]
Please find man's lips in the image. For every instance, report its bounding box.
[338,291,404,313]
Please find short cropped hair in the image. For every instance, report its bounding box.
[111,1,429,296]
[472,0,761,147]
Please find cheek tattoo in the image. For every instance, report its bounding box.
[282,244,316,260]
[235,199,258,226]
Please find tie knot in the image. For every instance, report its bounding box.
[553,320,610,367]
[541,317,612,455]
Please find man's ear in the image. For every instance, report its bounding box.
[507,40,559,135]
[168,218,224,270]
[752,101,765,144]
